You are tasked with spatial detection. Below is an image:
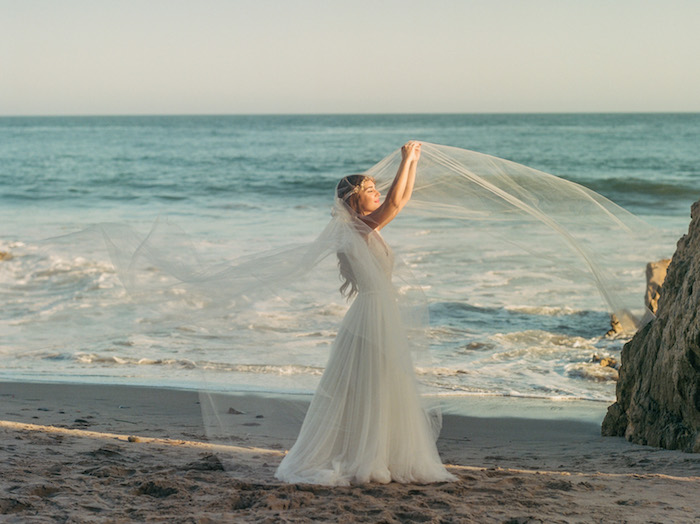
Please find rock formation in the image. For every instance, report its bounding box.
[602,200,700,452]
[605,258,671,338]
[645,258,671,314]
[605,314,623,338]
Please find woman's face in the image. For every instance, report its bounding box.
[357,180,381,215]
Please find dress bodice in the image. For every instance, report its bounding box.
[349,231,395,295]
[367,231,394,277]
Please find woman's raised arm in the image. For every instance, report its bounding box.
[361,141,421,230]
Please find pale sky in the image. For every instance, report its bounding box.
[2,0,699,115]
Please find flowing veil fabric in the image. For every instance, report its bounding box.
[30,143,657,482]
[96,143,653,333]
[372,143,654,330]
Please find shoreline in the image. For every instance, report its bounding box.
[0,380,691,473]
[2,380,699,522]
[0,377,613,419]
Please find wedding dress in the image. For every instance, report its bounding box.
[275,219,456,485]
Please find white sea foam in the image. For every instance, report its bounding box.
[504,305,580,316]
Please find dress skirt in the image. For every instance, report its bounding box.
[275,290,456,485]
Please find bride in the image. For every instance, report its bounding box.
[275,141,457,485]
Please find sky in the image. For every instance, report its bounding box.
[2,0,699,115]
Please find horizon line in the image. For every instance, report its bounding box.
[1,110,699,118]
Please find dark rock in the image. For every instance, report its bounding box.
[602,200,700,452]
[601,402,627,437]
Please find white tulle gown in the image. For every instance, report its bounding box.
[275,229,456,486]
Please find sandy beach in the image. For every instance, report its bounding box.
[1,381,698,523]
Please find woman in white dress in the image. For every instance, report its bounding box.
[275,141,456,485]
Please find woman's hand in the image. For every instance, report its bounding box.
[401,141,422,163]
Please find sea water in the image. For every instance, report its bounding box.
[1,114,698,404]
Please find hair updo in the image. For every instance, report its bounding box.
[336,174,373,215]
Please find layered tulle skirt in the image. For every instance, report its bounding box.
[275,291,456,485]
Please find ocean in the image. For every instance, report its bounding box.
[1,113,698,405]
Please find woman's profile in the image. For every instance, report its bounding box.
[275,141,456,485]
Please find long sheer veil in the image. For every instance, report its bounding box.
[26,142,657,455]
[376,143,654,330]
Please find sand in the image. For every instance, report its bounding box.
[1,381,698,523]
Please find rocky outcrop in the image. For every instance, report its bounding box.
[645,258,671,314]
[602,201,700,452]
[605,258,671,338]
[605,314,623,338]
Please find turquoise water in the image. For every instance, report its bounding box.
[1,114,698,401]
